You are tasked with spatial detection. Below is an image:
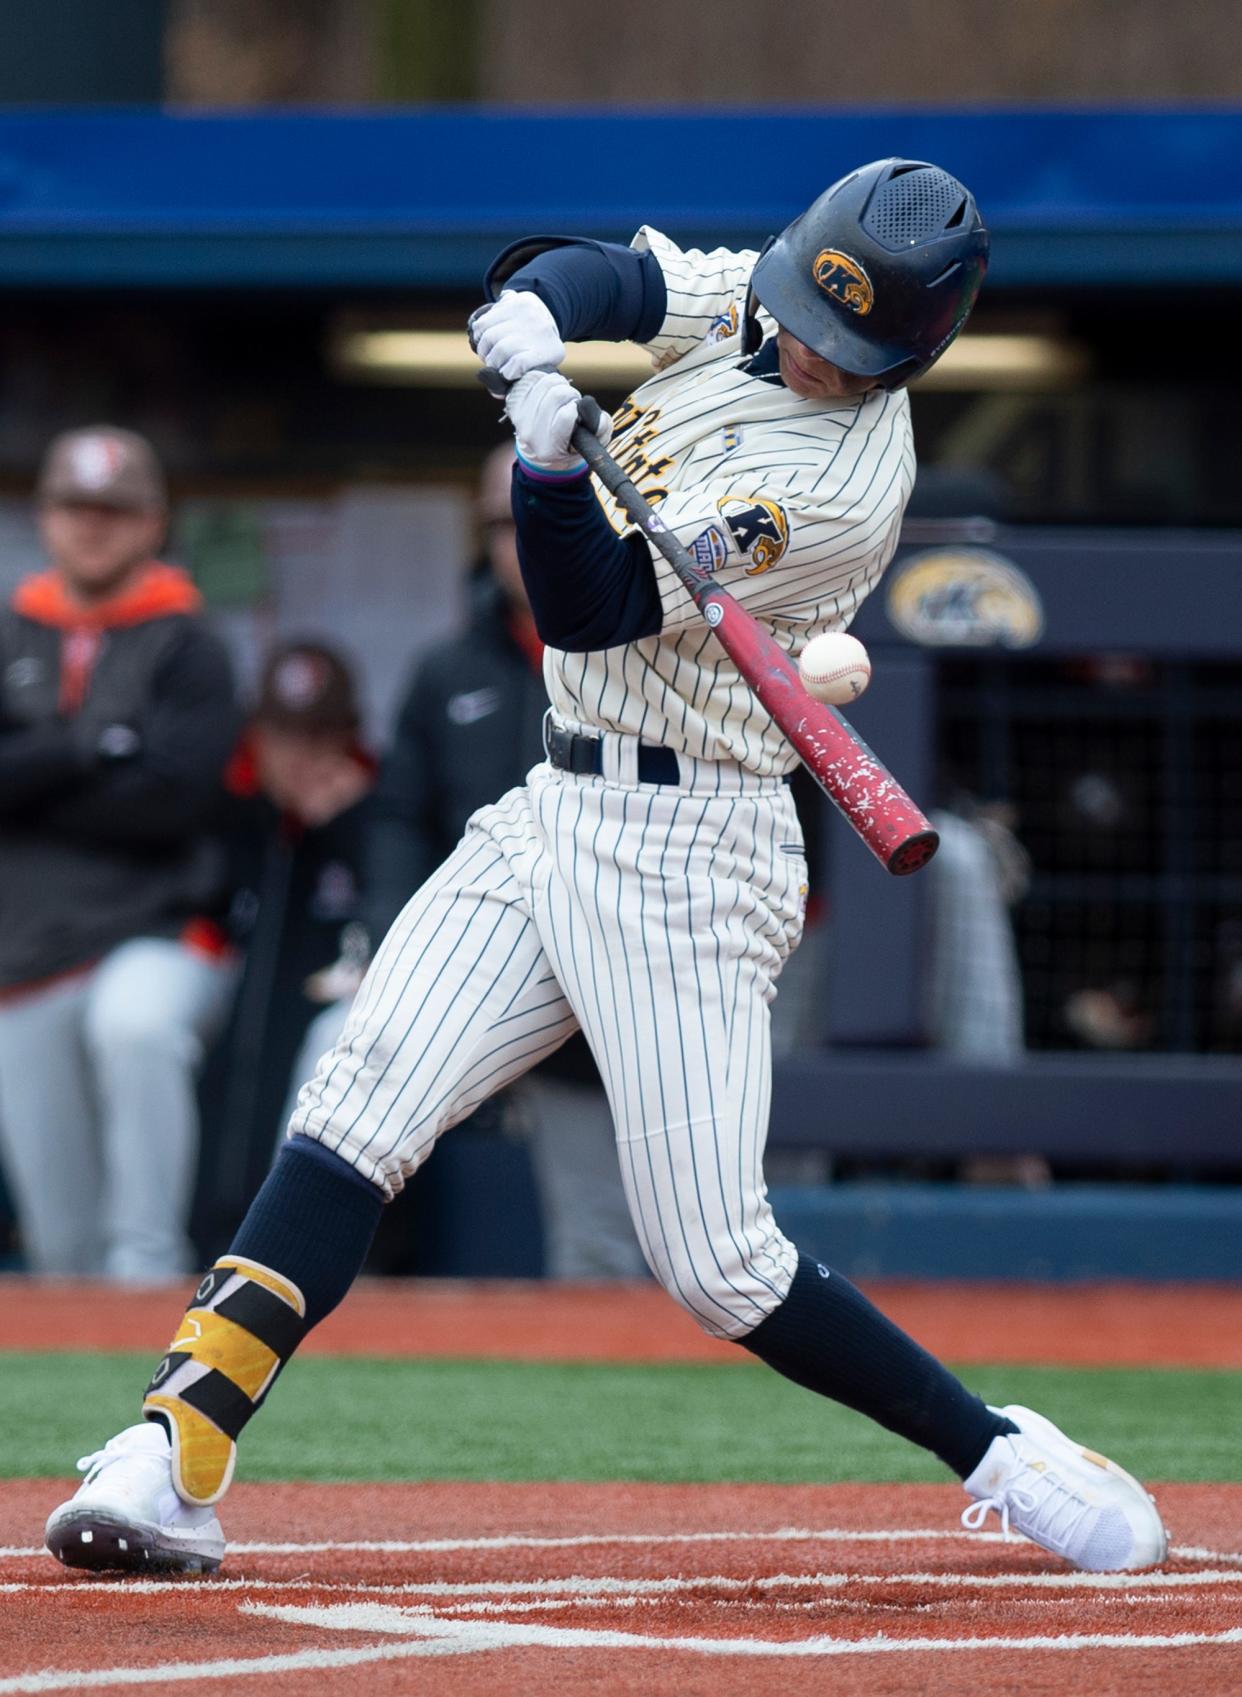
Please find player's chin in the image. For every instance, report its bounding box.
[780,347,849,402]
[778,350,817,398]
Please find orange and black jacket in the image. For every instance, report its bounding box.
[0,561,239,990]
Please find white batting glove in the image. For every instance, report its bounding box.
[470,291,566,383]
[506,369,612,474]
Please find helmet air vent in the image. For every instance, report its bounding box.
[863,167,967,249]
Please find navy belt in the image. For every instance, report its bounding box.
[545,720,681,785]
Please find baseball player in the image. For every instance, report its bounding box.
[46,159,1167,1576]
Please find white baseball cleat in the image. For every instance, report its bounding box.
[44,1420,225,1575]
[961,1404,1168,1572]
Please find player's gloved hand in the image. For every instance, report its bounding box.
[469,291,566,383]
[505,369,612,475]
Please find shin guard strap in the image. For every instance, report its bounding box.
[171,1365,255,1440]
[212,1279,307,1361]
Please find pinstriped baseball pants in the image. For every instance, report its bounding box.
[289,748,807,1338]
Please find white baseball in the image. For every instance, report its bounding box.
[798,630,871,705]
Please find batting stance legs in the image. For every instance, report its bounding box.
[104,749,989,1496]
[306,753,805,1335]
[44,744,1167,1575]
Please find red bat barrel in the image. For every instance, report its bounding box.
[476,370,938,877]
[701,590,939,876]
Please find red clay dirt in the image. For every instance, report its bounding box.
[3,1481,1241,1697]
[3,1276,1241,1365]
[4,1285,1238,1691]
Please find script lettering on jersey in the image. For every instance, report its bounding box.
[608,399,675,510]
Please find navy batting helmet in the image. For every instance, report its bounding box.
[749,158,988,389]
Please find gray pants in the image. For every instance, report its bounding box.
[0,938,238,1281]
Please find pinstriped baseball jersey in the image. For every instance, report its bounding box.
[287,221,921,1339]
[543,226,916,776]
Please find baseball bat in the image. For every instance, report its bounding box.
[480,370,938,876]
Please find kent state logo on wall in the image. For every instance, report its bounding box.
[811,250,874,316]
[717,497,790,574]
[886,549,1044,648]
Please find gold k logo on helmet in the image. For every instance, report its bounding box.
[811,250,874,316]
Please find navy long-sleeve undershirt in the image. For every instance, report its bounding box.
[511,461,663,653]
[485,237,667,345]
[486,238,669,651]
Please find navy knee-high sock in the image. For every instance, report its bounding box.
[230,1136,385,1327]
[145,1139,383,1443]
[742,1254,1016,1478]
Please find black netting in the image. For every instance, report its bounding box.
[863,168,964,249]
[936,655,1242,1055]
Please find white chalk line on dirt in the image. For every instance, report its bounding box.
[5,1528,1241,1562]
[3,1531,1239,1580]
[0,1528,1028,1559]
[1,1615,1239,1690]
[193,1527,1029,1554]
[0,1638,493,1693]
[1173,1544,1242,1566]
[0,1529,1007,1562]
[254,1601,1242,1660]
[5,1566,1242,1599]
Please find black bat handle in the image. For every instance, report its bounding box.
[476,365,512,402]
[477,365,714,606]
[477,364,606,434]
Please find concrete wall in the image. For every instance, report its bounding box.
[481,0,1242,104]
[157,0,1242,107]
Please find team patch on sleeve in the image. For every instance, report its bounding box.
[690,524,730,574]
[718,497,790,574]
[704,303,740,345]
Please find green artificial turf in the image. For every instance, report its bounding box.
[3,1352,1236,1484]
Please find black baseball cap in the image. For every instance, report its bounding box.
[254,642,360,736]
[38,426,167,511]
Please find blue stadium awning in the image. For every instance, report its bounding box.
[1,107,1240,288]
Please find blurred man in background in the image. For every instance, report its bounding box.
[0,426,238,1280]
[366,443,644,1278]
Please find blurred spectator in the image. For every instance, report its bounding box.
[1063,982,1155,1050]
[926,797,1050,1188]
[367,444,645,1279]
[196,641,376,1241]
[926,799,1030,1065]
[0,426,238,1279]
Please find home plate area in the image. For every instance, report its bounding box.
[3,1483,1241,1696]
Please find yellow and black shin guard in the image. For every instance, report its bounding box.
[143,1256,307,1505]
